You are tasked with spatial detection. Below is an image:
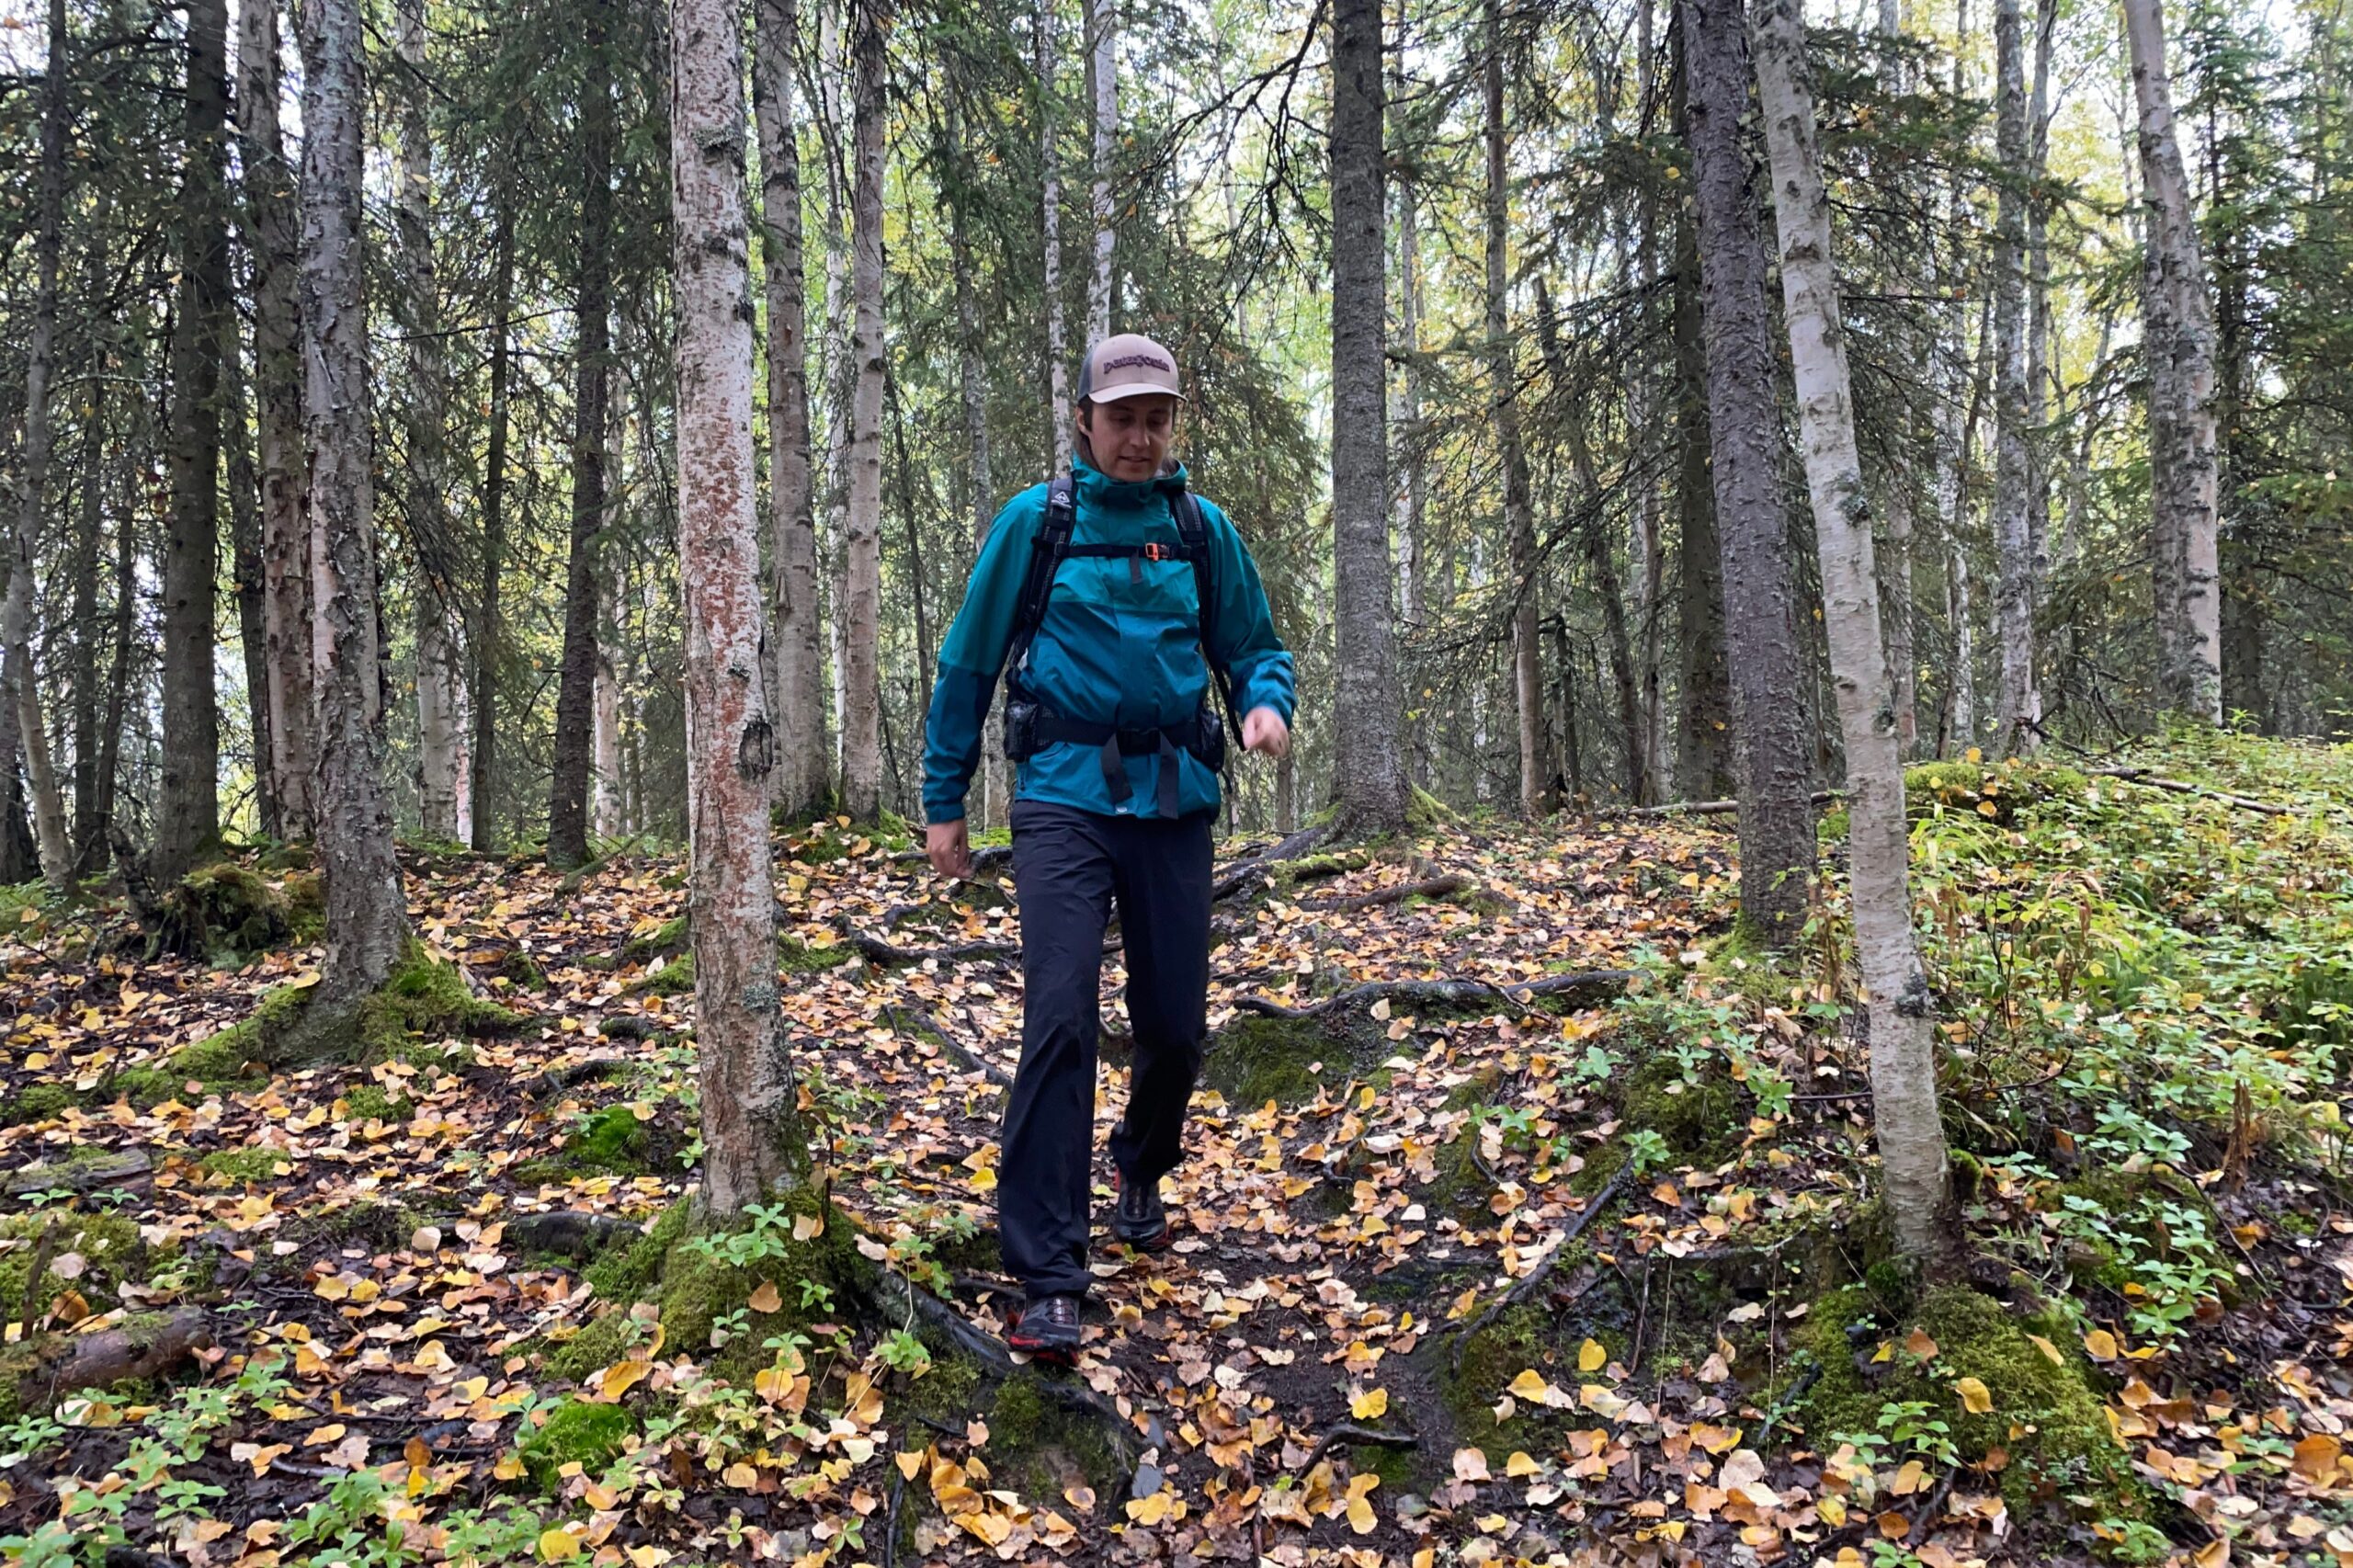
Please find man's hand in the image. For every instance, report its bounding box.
[926,819,973,880]
[1241,706,1290,760]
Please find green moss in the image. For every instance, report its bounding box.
[281,870,324,941]
[984,1370,1123,1502]
[779,936,857,975]
[244,941,519,1067]
[892,1341,984,1429]
[621,915,689,963]
[1904,761,2091,825]
[157,863,290,960]
[1280,850,1372,884]
[542,1313,637,1382]
[518,1398,637,1491]
[642,955,695,996]
[566,1106,649,1173]
[0,1085,74,1126]
[585,1203,692,1303]
[196,1147,289,1185]
[1793,1284,2143,1523]
[1350,1442,1420,1490]
[340,1083,411,1124]
[498,951,550,991]
[0,1211,143,1323]
[1444,1305,1560,1460]
[1202,1014,1350,1107]
[651,1189,872,1375]
[1619,1052,1743,1165]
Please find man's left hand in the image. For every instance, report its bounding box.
[1241,706,1290,760]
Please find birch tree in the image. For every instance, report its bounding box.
[1990,0,2041,755]
[670,0,810,1215]
[0,0,73,888]
[1084,0,1116,343]
[1039,0,1073,468]
[301,0,410,1016]
[2123,0,2222,721]
[1329,0,1407,835]
[1753,0,1950,1261]
[1682,0,1815,944]
[755,0,828,822]
[840,0,888,823]
[159,0,233,879]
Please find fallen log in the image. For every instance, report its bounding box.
[1209,825,1329,903]
[1232,969,1636,1021]
[1598,789,1841,820]
[506,1210,638,1258]
[2086,766,2290,816]
[19,1306,213,1412]
[1320,873,1483,914]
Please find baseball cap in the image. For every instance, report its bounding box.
[1078,334,1186,404]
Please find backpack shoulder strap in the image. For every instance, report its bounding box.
[1171,490,1222,676]
[998,476,1075,684]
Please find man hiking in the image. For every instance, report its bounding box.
[922,334,1296,1365]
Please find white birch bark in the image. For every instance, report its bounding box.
[1040,0,1073,465]
[1084,0,1116,344]
[2123,0,2222,721]
[1752,0,1949,1263]
[839,0,887,823]
[670,0,807,1216]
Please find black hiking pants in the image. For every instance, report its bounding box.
[999,800,1212,1299]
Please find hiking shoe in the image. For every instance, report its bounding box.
[1007,1294,1083,1364]
[1111,1170,1172,1252]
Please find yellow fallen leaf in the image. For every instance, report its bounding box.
[748,1281,783,1314]
[2292,1433,2344,1484]
[1955,1376,1993,1415]
[2025,1333,2064,1366]
[1350,1387,1389,1420]
[1125,1492,1172,1526]
[792,1210,825,1242]
[494,1453,528,1481]
[2084,1328,2120,1361]
[539,1528,582,1562]
[1506,1369,1552,1401]
[722,1461,757,1488]
[1818,1494,1848,1527]
[302,1424,347,1448]
[1579,1338,1608,1373]
[1506,1450,1540,1478]
[597,1358,650,1402]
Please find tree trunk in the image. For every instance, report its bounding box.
[301,0,409,1012]
[2027,0,2056,586]
[69,320,106,866]
[1751,0,1949,1270]
[90,434,141,876]
[548,4,616,869]
[1683,0,1814,947]
[1671,28,1734,801]
[468,207,514,851]
[2123,0,2222,722]
[159,0,232,879]
[1485,0,1552,820]
[1038,0,1072,471]
[593,644,623,840]
[670,0,811,1218]
[395,0,464,842]
[839,0,887,824]
[1084,0,1116,343]
[1392,160,1431,790]
[1329,0,1407,835]
[224,314,277,841]
[239,0,312,844]
[754,0,828,823]
[945,96,1005,830]
[1990,0,2040,755]
[0,0,74,889]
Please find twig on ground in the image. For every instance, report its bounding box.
[2086,767,2290,816]
[1209,825,1329,903]
[1234,970,1636,1022]
[840,917,1020,966]
[1300,1423,1421,1474]
[1449,1169,1632,1375]
[882,1471,907,1568]
[1318,873,1483,914]
[1597,790,1840,820]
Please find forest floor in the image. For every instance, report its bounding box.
[2,732,2352,1568]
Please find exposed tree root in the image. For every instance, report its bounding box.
[506,1210,637,1257]
[1300,1423,1420,1475]
[1209,825,1328,903]
[881,1003,1013,1089]
[1449,1168,1630,1375]
[2087,766,2290,815]
[19,1307,213,1413]
[1234,970,1635,1021]
[1317,873,1483,913]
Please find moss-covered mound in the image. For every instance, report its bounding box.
[1791,1283,2143,1522]
[173,941,520,1071]
[0,1210,144,1324]
[1201,1014,1362,1107]
[518,1398,637,1490]
[156,863,289,960]
[1905,761,2090,825]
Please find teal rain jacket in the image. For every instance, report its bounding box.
[922,460,1295,824]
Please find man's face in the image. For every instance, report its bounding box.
[1081,394,1179,482]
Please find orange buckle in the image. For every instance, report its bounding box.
[1142,542,1173,562]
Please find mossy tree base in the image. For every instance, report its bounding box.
[232,940,520,1069]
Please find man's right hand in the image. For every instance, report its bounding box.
[926,819,973,880]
